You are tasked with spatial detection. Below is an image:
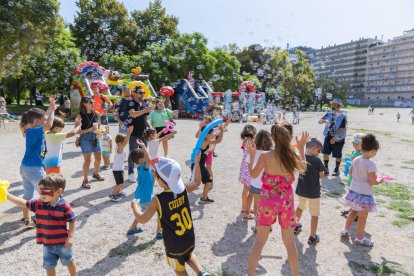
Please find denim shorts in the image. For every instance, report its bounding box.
[20,165,45,198]
[80,132,101,154]
[43,244,74,270]
[249,185,261,194]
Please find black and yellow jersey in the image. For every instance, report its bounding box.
[155,189,195,258]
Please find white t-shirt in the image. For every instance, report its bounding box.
[245,150,264,189]
[112,145,126,171]
[44,131,67,169]
[350,156,377,196]
[148,139,160,160]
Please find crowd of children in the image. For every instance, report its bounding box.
[4,94,388,276]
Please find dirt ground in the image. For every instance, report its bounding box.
[0,107,413,275]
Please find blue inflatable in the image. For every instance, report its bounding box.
[189,118,223,164]
[343,157,352,176]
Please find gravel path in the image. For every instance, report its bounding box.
[0,108,413,275]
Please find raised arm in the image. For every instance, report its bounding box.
[295,131,310,174]
[186,153,202,192]
[207,125,224,145]
[195,121,205,138]
[43,96,57,132]
[6,192,27,208]
[131,198,158,224]
[119,126,133,153]
[136,139,151,168]
[245,140,266,179]
[129,105,154,118]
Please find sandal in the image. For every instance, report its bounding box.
[81,180,91,189]
[92,173,105,181]
[24,218,36,228]
[243,213,255,220]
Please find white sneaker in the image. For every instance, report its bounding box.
[128,174,136,183]
[340,227,349,237]
[354,236,374,247]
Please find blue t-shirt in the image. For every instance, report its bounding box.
[134,163,155,204]
[22,126,46,167]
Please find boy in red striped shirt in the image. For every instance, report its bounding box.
[7,174,77,275]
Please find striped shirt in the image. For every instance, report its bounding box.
[26,197,76,245]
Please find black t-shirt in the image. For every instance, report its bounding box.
[79,112,98,130]
[296,155,325,198]
[156,189,195,258]
[127,100,148,136]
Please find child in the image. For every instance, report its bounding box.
[127,140,162,238]
[19,96,56,227]
[239,124,257,213]
[143,128,178,168]
[195,117,214,177]
[101,127,113,169]
[130,154,210,276]
[109,126,134,202]
[44,117,80,175]
[6,174,77,275]
[341,133,365,217]
[246,122,309,276]
[294,138,325,245]
[397,112,400,123]
[245,129,273,222]
[341,133,382,247]
[192,124,224,203]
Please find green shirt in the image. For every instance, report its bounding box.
[149,109,173,128]
[347,150,363,186]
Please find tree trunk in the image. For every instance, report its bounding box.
[30,84,37,107]
[16,79,20,106]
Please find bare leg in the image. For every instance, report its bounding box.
[241,185,249,211]
[111,184,123,195]
[206,164,213,179]
[68,261,77,276]
[82,154,91,182]
[245,192,254,217]
[356,210,369,238]
[252,194,260,214]
[186,253,203,274]
[129,218,139,230]
[174,271,188,276]
[310,216,318,238]
[162,140,168,157]
[281,228,299,276]
[47,268,56,276]
[247,226,271,276]
[202,182,213,198]
[295,208,304,221]
[93,152,101,175]
[345,210,358,228]
[103,155,110,166]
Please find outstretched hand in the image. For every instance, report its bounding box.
[49,96,57,110]
[127,126,134,134]
[245,139,256,156]
[136,139,146,148]
[295,131,310,150]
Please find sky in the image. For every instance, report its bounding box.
[59,0,414,49]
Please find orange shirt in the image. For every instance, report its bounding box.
[93,94,111,115]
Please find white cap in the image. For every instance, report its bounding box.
[155,157,185,194]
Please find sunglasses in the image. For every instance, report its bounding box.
[40,188,55,197]
[136,92,145,95]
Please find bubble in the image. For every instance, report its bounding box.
[8,1,14,7]
[91,2,96,8]
[6,54,13,60]
[21,23,28,30]
[93,18,99,23]
[257,69,264,77]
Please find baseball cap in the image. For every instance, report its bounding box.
[155,157,185,194]
[331,98,344,107]
[351,133,364,144]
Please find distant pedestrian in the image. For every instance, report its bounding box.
[409,107,414,124]
[397,112,401,123]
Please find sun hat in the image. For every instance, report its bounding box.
[351,133,365,144]
[155,157,185,194]
[331,98,344,107]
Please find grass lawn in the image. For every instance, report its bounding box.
[7,104,48,114]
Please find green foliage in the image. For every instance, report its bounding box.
[209,48,242,91]
[70,0,138,60]
[0,0,63,80]
[130,0,178,53]
[314,78,349,108]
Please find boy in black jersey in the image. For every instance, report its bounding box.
[131,153,210,276]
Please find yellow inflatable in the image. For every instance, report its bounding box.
[0,179,10,203]
[128,81,151,99]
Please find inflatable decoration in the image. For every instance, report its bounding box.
[90,80,108,93]
[129,81,151,99]
[376,173,394,182]
[163,120,175,134]
[0,179,10,203]
[160,86,175,109]
[343,157,352,177]
[189,118,223,164]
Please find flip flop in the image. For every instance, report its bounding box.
[92,174,105,181]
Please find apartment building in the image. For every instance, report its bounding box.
[309,38,380,104]
[365,29,414,106]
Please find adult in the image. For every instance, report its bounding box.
[409,107,414,125]
[92,86,113,125]
[114,86,134,134]
[149,98,175,156]
[127,86,154,182]
[76,96,104,188]
[318,98,347,176]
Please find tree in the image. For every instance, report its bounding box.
[0,0,62,80]
[130,0,178,53]
[209,48,242,91]
[70,0,138,61]
[23,29,82,99]
[314,78,349,108]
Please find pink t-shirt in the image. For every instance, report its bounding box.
[350,156,377,196]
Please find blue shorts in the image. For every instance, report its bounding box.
[43,244,74,270]
[249,185,261,194]
[102,151,110,157]
[80,132,101,154]
[20,165,45,198]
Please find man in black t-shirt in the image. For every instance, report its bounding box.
[127,86,154,182]
[294,138,325,245]
[114,87,134,134]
